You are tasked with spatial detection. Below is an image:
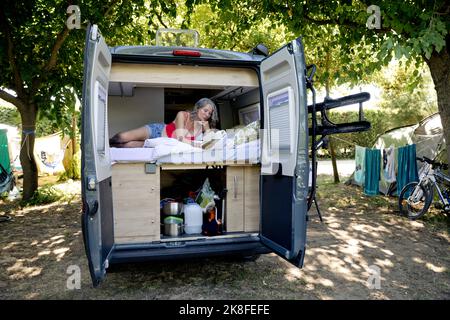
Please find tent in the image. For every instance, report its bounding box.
[348,113,445,195]
[0,129,11,173]
[374,113,444,162]
[0,124,21,173]
[0,128,15,194]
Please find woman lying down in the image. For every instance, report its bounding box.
[109,98,219,149]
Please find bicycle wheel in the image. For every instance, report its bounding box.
[398,181,433,220]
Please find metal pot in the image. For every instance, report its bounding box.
[163,216,184,237]
[164,222,184,236]
[162,201,183,216]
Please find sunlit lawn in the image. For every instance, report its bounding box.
[0,175,448,299]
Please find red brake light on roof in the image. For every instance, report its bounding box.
[172,50,201,57]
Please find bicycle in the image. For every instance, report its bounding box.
[398,156,450,220]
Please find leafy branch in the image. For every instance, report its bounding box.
[0,9,25,100]
[0,89,26,112]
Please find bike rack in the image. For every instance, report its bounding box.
[306,67,372,221]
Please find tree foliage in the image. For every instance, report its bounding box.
[144,0,294,54]
[254,0,450,162]
[1,0,448,200]
[377,62,438,126]
[257,0,449,60]
[0,0,160,199]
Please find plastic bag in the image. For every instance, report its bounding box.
[195,178,216,212]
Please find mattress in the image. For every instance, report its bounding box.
[110,139,260,165]
[156,140,260,164]
[110,147,155,163]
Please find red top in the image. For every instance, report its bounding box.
[165,111,196,141]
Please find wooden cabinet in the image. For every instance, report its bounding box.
[111,163,259,244]
[226,166,245,232]
[244,166,260,232]
[112,163,160,244]
[226,165,260,232]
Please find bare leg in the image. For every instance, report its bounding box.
[110,126,150,146]
[117,140,145,148]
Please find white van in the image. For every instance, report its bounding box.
[81,25,370,286]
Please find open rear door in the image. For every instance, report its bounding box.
[260,38,309,267]
[81,24,114,286]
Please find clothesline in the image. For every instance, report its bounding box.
[328,135,357,146]
[328,134,440,150]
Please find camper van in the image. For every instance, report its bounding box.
[81,25,370,286]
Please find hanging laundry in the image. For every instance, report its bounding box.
[364,148,381,196]
[384,146,396,183]
[396,144,419,195]
[379,145,397,195]
[379,147,392,195]
[354,145,366,186]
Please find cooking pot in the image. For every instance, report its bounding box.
[162,201,183,216]
[163,216,184,236]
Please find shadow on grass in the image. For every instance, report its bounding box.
[302,175,450,299]
[0,176,448,299]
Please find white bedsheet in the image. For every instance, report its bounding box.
[156,139,260,164]
[110,147,155,163]
[145,137,203,159]
[110,137,260,165]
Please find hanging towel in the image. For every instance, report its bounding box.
[364,148,381,196]
[354,145,366,186]
[396,144,419,195]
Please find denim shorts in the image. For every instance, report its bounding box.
[145,123,165,138]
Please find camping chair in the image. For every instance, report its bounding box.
[0,162,15,194]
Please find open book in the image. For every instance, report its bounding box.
[196,130,227,149]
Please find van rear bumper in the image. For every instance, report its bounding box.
[109,239,271,264]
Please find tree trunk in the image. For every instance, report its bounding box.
[426,36,450,165]
[19,104,38,201]
[72,115,78,154]
[329,137,340,183]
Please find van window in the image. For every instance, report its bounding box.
[95,81,108,155]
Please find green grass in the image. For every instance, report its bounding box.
[21,184,65,206]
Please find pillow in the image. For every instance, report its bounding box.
[232,120,260,145]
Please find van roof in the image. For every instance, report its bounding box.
[110,46,266,62]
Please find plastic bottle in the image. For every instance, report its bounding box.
[184,203,203,234]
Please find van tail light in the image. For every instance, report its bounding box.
[172,50,201,57]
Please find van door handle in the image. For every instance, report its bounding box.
[87,200,98,217]
[234,176,238,199]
